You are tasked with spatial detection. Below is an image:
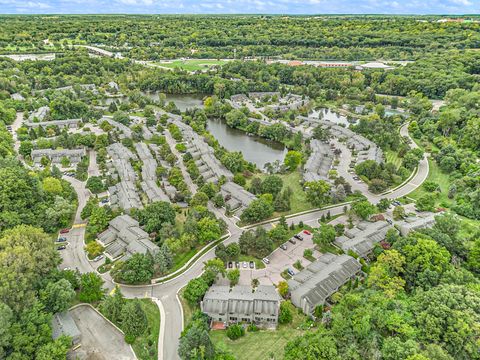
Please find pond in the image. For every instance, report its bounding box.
[206,118,287,170]
[311,108,358,126]
[103,92,205,112]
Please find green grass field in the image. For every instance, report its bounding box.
[157,59,228,71]
[132,299,160,360]
[210,302,312,360]
[385,149,403,168]
[408,158,453,207]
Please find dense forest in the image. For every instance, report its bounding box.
[1,15,479,60]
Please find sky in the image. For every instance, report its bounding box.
[0,0,478,15]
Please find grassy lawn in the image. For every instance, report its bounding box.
[132,299,160,360]
[408,158,453,207]
[210,302,312,360]
[178,288,199,325]
[158,59,227,71]
[385,149,403,168]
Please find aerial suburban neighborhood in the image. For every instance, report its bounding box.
[0,5,479,360]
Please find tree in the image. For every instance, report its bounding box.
[304,180,331,207]
[116,253,154,284]
[183,277,209,306]
[86,176,105,194]
[85,241,104,258]
[284,330,339,360]
[78,272,104,303]
[415,195,435,212]
[393,205,406,220]
[154,243,173,275]
[368,250,406,298]
[35,336,71,360]
[227,269,240,286]
[284,150,302,171]
[0,302,12,358]
[178,320,215,360]
[190,191,209,207]
[40,279,75,313]
[279,301,293,324]
[377,198,392,212]
[19,140,33,157]
[42,176,63,195]
[197,217,222,244]
[277,281,289,298]
[122,299,148,337]
[261,175,283,195]
[0,225,59,312]
[351,200,376,220]
[240,198,274,224]
[226,324,245,340]
[101,286,125,324]
[313,224,336,246]
[137,201,176,233]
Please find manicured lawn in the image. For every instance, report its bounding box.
[132,299,161,360]
[158,59,228,71]
[385,149,402,168]
[210,302,312,360]
[408,158,453,207]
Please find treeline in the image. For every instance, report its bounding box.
[1,15,480,60]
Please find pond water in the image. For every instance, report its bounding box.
[206,118,287,170]
[103,92,205,112]
[311,108,358,126]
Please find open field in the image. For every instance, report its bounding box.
[157,59,228,71]
[408,158,452,207]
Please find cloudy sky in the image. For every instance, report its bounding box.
[0,0,478,14]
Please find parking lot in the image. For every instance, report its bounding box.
[69,305,135,360]
[224,230,320,286]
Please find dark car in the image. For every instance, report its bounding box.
[294,234,303,241]
[289,238,297,245]
[249,261,254,269]
[57,237,67,242]
[280,243,287,250]
[57,245,67,250]
[228,262,233,269]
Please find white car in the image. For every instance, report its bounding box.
[93,255,104,262]
[262,258,270,264]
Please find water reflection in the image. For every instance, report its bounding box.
[206,118,287,169]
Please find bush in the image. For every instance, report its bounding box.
[247,323,259,332]
[124,334,136,344]
[279,301,293,324]
[226,324,245,340]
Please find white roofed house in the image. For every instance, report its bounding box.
[288,253,361,317]
[25,118,82,130]
[303,139,334,183]
[201,285,281,328]
[396,212,437,236]
[97,214,159,260]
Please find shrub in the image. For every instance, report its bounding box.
[279,301,293,324]
[247,323,259,332]
[226,324,245,340]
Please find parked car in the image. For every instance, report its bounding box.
[242,261,248,268]
[287,268,295,276]
[235,262,240,268]
[101,198,109,204]
[294,234,303,241]
[228,261,233,269]
[57,245,67,250]
[59,228,70,234]
[249,261,254,269]
[289,238,297,245]
[353,176,360,181]
[280,243,287,250]
[262,258,270,265]
[303,230,311,235]
[386,219,393,225]
[56,237,67,242]
[93,255,104,262]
